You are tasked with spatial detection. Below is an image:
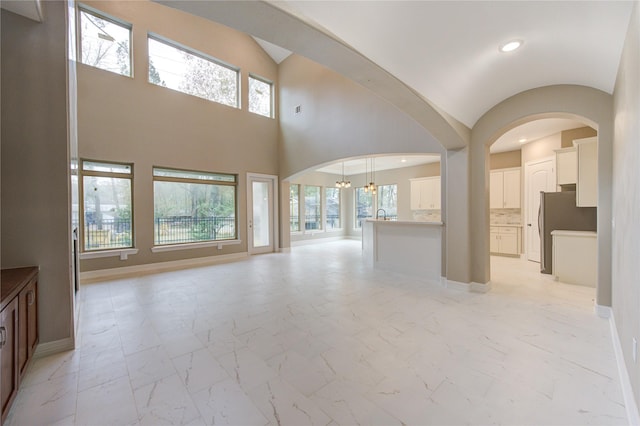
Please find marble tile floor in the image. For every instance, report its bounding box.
[6,240,628,425]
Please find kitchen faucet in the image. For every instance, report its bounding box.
[376,208,387,220]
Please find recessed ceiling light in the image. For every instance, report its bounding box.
[400,158,407,163]
[519,138,527,143]
[500,40,523,53]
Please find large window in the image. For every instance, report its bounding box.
[355,187,373,228]
[304,185,322,230]
[153,167,237,245]
[290,184,300,232]
[78,7,132,77]
[248,75,273,118]
[81,160,133,251]
[377,184,398,220]
[148,36,239,108]
[325,188,341,230]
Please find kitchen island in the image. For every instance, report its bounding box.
[362,219,443,283]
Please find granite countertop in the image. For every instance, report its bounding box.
[490,223,523,227]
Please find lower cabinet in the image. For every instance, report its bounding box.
[490,226,520,256]
[18,278,38,380]
[1,298,19,425]
[1,267,38,423]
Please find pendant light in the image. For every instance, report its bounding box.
[364,157,376,194]
[335,162,351,188]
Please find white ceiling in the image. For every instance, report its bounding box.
[490,118,588,154]
[0,0,42,22]
[275,1,634,128]
[316,154,441,176]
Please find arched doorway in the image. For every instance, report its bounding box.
[470,85,613,312]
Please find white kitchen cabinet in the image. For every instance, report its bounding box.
[490,226,520,256]
[410,177,440,210]
[555,147,577,186]
[490,168,521,209]
[552,230,597,287]
[575,137,597,207]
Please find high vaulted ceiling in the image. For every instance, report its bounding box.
[274,1,634,128]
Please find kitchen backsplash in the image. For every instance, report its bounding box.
[490,208,522,224]
[413,209,441,222]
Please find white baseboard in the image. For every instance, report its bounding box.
[609,309,640,426]
[278,247,291,253]
[445,279,471,291]
[471,281,492,293]
[291,236,347,247]
[595,303,612,318]
[34,337,75,359]
[80,252,248,283]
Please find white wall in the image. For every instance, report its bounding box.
[612,1,640,411]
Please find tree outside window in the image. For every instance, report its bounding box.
[79,8,131,77]
[304,186,322,230]
[290,184,300,232]
[377,184,398,219]
[355,187,373,228]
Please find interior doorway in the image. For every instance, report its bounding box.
[524,157,556,262]
[247,173,279,255]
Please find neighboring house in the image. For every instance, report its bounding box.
[1,0,639,414]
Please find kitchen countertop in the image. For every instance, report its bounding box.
[366,219,444,226]
[490,224,522,227]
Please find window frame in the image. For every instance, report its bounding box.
[289,184,301,233]
[303,185,323,232]
[376,183,398,220]
[147,33,241,108]
[248,73,274,118]
[325,187,342,231]
[354,186,374,229]
[152,166,239,248]
[77,4,133,77]
[79,158,135,254]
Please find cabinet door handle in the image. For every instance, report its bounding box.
[27,290,35,306]
[0,326,6,349]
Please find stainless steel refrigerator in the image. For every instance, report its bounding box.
[539,191,596,274]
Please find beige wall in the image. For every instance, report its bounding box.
[278,54,444,180]
[490,150,521,170]
[561,126,597,148]
[612,1,640,411]
[76,1,279,272]
[470,85,614,307]
[1,3,74,344]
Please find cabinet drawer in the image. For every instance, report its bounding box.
[498,227,517,234]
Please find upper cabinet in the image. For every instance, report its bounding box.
[410,176,441,210]
[575,137,598,207]
[555,147,577,186]
[490,168,521,209]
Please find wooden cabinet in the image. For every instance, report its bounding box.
[490,168,521,209]
[410,177,440,210]
[490,226,520,256]
[575,137,597,207]
[1,267,38,423]
[1,298,18,425]
[18,278,38,380]
[555,147,577,186]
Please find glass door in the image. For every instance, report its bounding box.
[247,174,277,254]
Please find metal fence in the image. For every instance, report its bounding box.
[154,216,236,245]
[84,218,131,249]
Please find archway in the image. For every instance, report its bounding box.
[470,85,613,312]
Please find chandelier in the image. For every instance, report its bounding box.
[363,157,376,195]
[335,162,351,188]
